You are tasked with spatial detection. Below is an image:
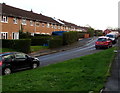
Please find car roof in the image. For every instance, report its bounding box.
[98,36,109,39]
[0,52,17,56]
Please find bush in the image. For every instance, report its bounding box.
[49,37,63,48]
[63,31,78,45]
[87,28,95,37]
[2,39,31,53]
[31,36,51,46]
[78,32,87,38]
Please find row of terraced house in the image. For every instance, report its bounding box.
[0,3,89,39]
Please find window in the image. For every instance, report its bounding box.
[47,23,50,28]
[58,26,60,29]
[51,24,53,28]
[42,23,44,27]
[36,22,40,27]
[13,18,18,24]
[1,16,8,23]
[0,32,8,39]
[53,25,57,29]
[15,53,26,59]
[61,26,63,29]
[30,20,33,26]
[12,32,19,39]
[22,19,26,25]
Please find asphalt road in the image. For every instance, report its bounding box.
[38,37,103,67]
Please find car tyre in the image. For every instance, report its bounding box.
[32,63,38,69]
[3,68,11,75]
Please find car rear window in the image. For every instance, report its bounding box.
[106,35,114,38]
[97,38,107,41]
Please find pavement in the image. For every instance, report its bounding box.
[102,37,120,93]
[29,37,95,57]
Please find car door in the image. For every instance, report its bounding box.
[14,53,29,69]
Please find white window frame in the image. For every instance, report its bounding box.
[30,20,33,26]
[12,32,19,39]
[0,32,8,39]
[51,24,53,28]
[42,23,45,27]
[22,19,26,25]
[35,22,40,27]
[1,16,8,23]
[47,23,50,28]
[58,26,60,29]
[13,18,18,24]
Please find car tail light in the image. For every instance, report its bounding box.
[95,42,99,44]
[0,61,2,66]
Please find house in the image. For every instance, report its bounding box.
[0,3,69,39]
[103,29,112,35]
[0,3,87,39]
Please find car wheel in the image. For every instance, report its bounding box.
[32,63,38,69]
[3,68,11,75]
[96,47,99,50]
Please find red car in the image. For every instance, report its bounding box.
[95,36,112,49]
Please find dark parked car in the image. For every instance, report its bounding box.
[0,52,40,75]
[95,36,112,49]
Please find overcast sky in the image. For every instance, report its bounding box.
[0,0,119,30]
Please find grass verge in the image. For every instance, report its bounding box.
[30,46,48,52]
[0,48,16,53]
[2,48,115,92]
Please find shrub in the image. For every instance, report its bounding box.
[87,28,95,37]
[48,36,63,48]
[78,32,88,38]
[31,36,51,46]
[2,39,31,53]
[63,31,78,45]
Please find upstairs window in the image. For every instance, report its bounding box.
[42,23,45,27]
[30,20,33,26]
[13,18,18,24]
[51,24,53,28]
[1,16,8,23]
[22,19,26,25]
[47,23,50,28]
[36,22,40,27]
[58,26,60,29]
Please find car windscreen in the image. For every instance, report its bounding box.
[97,38,107,41]
[106,35,114,38]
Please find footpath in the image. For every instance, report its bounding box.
[102,37,120,93]
[29,37,95,57]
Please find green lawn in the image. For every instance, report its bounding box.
[2,48,115,92]
[0,48,16,53]
[0,46,48,53]
[30,46,48,52]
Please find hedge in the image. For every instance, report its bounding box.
[48,37,63,48]
[63,31,78,45]
[2,39,31,53]
[78,32,88,38]
[31,36,51,46]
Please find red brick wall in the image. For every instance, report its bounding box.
[1,17,69,39]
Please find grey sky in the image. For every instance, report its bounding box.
[0,0,119,30]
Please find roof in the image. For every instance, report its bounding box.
[98,36,110,39]
[0,52,15,56]
[1,3,61,25]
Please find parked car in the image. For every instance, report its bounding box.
[0,52,40,75]
[106,32,118,44]
[95,36,112,49]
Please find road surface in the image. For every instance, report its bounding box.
[38,37,103,67]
